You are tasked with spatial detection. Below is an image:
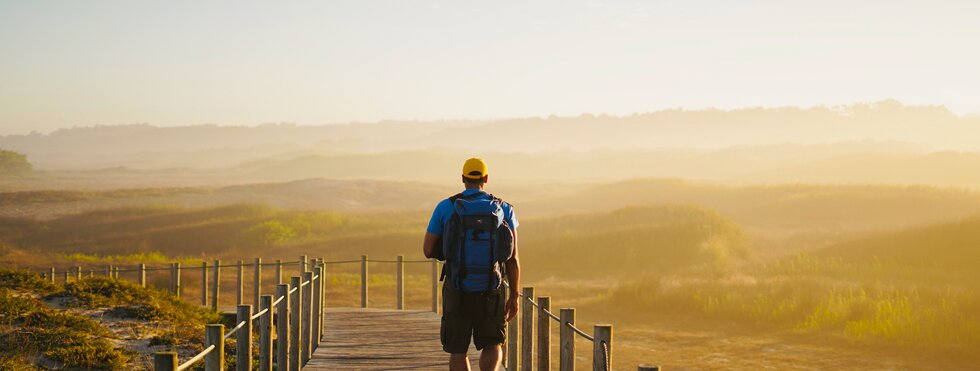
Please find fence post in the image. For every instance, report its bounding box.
[212,259,220,311]
[201,261,208,306]
[538,296,551,371]
[276,259,283,285]
[64,271,69,284]
[254,257,262,306]
[205,324,225,371]
[522,287,534,371]
[154,351,177,371]
[396,255,405,310]
[289,276,301,371]
[507,309,519,371]
[276,284,290,371]
[560,308,575,371]
[431,259,439,313]
[236,260,244,305]
[593,325,612,371]
[104,265,110,277]
[361,255,369,308]
[301,271,313,366]
[300,255,308,274]
[50,267,55,283]
[169,263,175,293]
[112,266,118,279]
[313,264,323,348]
[76,266,82,280]
[259,295,273,371]
[638,365,660,371]
[236,305,253,371]
[318,259,325,336]
[88,270,93,278]
[174,262,181,297]
[139,264,146,287]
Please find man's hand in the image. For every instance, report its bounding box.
[504,294,519,322]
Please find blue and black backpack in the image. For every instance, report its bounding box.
[436,191,514,292]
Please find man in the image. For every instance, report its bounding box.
[423,157,520,371]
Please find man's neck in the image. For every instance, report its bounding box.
[464,186,484,192]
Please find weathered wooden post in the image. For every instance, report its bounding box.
[236,259,244,305]
[638,365,661,371]
[254,257,262,306]
[360,255,369,308]
[64,271,69,284]
[236,305,253,371]
[507,310,519,371]
[560,308,575,371]
[522,287,534,371]
[276,284,290,371]
[431,259,439,313]
[88,270,93,278]
[289,276,301,371]
[205,324,225,371]
[104,265,110,277]
[276,259,283,285]
[212,259,221,311]
[259,295,273,371]
[300,255,308,274]
[313,264,323,347]
[76,266,82,280]
[112,266,118,279]
[169,263,175,293]
[301,271,313,366]
[50,267,55,283]
[593,325,612,371]
[396,255,405,310]
[538,296,551,371]
[139,264,146,287]
[174,262,181,296]
[201,261,208,306]
[154,351,177,371]
[317,259,325,336]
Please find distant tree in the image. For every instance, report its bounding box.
[0,149,32,175]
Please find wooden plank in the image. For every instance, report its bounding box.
[306,308,480,370]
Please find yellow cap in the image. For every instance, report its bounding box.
[462,157,488,179]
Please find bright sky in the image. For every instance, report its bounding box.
[1,1,978,135]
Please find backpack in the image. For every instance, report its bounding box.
[437,191,515,292]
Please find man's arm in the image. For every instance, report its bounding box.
[503,232,520,322]
[422,232,439,259]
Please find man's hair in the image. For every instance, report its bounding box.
[462,176,485,186]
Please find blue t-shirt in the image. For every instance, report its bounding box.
[426,189,519,236]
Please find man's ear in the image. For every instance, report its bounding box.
[482,175,489,184]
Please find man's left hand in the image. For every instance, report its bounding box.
[504,295,519,322]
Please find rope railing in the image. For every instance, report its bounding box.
[175,344,214,371]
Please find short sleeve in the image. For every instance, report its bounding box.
[503,203,518,232]
[426,199,452,235]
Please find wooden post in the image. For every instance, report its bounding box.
[276,259,283,284]
[300,255,308,274]
[507,308,519,371]
[139,264,146,287]
[237,305,253,371]
[212,259,220,311]
[253,257,262,306]
[593,325,612,371]
[276,284,290,371]
[173,262,181,296]
[259,295,273,371]
[522,287,534,371]
[538,296,551,371]
[205,324,225,371]
[289,276,301,371]
[112,266,118,279]
[431,259,439,313]
[360,255,368,308]
[104,265,110,277]
[50,267,55,283]
[236,259,244,305]
[76,266,82,280]
[313,265,323,348]
[88,270,93,278]
[301,271,313,366]
[396,255,405,310]
[64,271,69,284]
[201,261,209,306]
[559,308,575,371]
[638,365,661,371]
[154,351,177,371]
[317,259,325,336]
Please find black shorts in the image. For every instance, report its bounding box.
[440,283,506,354]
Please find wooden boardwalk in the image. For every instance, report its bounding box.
[306,308,480,370]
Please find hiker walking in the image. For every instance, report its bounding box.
[423,157,520,371]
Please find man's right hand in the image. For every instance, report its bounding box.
[504,294,519,322]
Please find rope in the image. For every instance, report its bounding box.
[300,280,310,287]
[223,320,247,340]
[289,287,299,295]
[323,260,361,264]
[272,295,285,307]
[250,308,269,321]
[566,322,594,341]
[541,307,561,322]
[600,341,610,371]
[176,344,215,371]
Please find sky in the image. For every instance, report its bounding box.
[1,0,979,135]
